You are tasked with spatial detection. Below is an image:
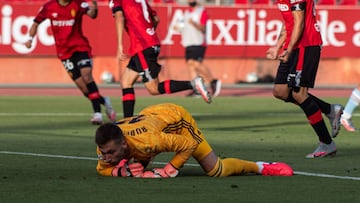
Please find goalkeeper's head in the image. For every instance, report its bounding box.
[95,123,130,166]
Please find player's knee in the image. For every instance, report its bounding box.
[82,75,94,84]
[145,81,160,95]
[273,89,287,101]
[147,87,160,95]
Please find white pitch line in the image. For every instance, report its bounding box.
[294,171,360,181]
[1,150,359,180]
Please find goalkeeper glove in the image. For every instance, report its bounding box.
[151,163,179,178]
[141,171,161,178]
[119,161,144,177]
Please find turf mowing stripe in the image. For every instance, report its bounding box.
[1,150,360,180]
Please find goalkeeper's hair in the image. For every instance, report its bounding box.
[95,123,124,145]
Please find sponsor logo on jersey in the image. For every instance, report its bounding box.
[278,3,290,11]
[52,19,75,27]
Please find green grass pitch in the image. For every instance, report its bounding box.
[1,95,360,202]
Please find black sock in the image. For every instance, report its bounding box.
[122,88,135,118]
[299,97,332,144]
[308,93,331,115]
[158,80,193,94]
[87,82,101,113]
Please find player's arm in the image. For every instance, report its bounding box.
[152,14,160,30]
[25,5,48,49]
[266,24,286,60]
[87,0,98,19]
[287,5,305,52]
[161,132,198,169]
[148,3,159,29]
[113,10,127,61]
[279,3,305,62]
[25,21,39,49]
[141,132,198,178]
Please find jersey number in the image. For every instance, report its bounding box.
[62,59,74,71]
[135,0,151,23]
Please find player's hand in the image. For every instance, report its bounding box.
[119,160,144,177]
[152,163,179,178]
[279,50,290,63]
[116,47,128,61]
[24,38,33,49]
[141,171,161,178]
[265,47,278,60]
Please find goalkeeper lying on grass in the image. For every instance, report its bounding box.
[95,103,293,178]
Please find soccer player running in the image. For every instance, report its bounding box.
[25,0,116,125]
[109,0,211,118]
[95,103,293,178]
[266,0,343,158]
[175,0,221,97]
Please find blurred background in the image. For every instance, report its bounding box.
[1,0,359,86]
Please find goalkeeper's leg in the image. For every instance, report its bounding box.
[202,153,259,177]
[194,141,292,177]
[192,140,259,177]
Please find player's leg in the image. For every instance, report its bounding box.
[340,87,360,132]
[175,104,292,176]
[193,46,221,97]
[62,53,102,124]
[292,46,336,158]
[80,64,116,122]
[272,61,294,102]
[76,52,114,124]
[137,46,211,103]
[184,46,200,97]
[194,144,292,177]
[80,66,116,122]
[120,67,139,118]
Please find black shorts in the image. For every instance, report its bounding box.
[127,46,161,83]
[274,46,321,88]
[185,46,206,62]
[61,52,92,80]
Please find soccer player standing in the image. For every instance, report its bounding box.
[265,0,343,158]
[109,0,211,118]
[95,103,293,178]
[25,0,116,125]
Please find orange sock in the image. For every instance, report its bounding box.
[207,158,259,177]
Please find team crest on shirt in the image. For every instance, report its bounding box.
[71,9,76,17]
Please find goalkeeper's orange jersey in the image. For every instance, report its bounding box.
[96,103,207,176]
